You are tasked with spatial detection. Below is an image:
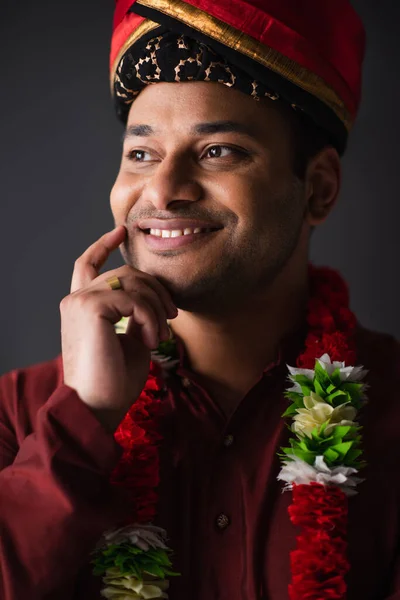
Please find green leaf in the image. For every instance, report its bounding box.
[293,374,314,385]
[163,568,182,577]
[144,565,166,579]
[319,422,328,436]
[314,378,326,398]
[282,405,298,418]
[280,447,293,456]
[91,541,181,582]
[330,368,342,387]
[324,447,339,463]
[298,439,311,452]
[311,426,324,442]
[330,441,353,460]
[341,382,363,395]
[331,425,352,440]
[127,546,143,555]
[326,383,338,395]
[314,360,332,387]
[345,448,363,463]
[326,390,350,407]
[301,385,314,397]
[291,448,315,464]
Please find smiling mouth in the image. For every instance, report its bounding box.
[139,226,222,252]
[142,226,220,238]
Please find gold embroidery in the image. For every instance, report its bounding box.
[175,55,201,82]
[110,19,160,91]
[177,35,190,50]
[204,61,236,87]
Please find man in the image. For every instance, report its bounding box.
[1,1,400,599]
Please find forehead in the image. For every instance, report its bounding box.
[126,81,290,140]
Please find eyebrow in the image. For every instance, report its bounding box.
[123,124,154,140]
[123,120,258,141]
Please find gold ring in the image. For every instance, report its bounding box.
[106,275,123,291]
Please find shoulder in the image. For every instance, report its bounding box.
[355,324,400,380]
[354,324,400,452]
[0,355,64,443]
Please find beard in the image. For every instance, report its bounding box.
[120,177,305,315]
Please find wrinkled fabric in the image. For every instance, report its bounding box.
[1,326,400,599]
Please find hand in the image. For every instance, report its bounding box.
[60,226,178,432]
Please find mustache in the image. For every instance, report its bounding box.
[126,210,226,221]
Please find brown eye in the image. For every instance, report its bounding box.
[204,145,247,160]
[126,149,150,162]
[206,145,231,158]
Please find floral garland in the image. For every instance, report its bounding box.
[278,266,367,599]
[92,265,367,600]
[92,334,180,599]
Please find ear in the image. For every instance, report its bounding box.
[305,147,341,226]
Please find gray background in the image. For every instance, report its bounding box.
[0,0,399,374]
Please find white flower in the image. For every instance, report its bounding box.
[292,392,357,437]
[101,568,169,599]
[278,455,363,496]
[287,365,315,380]
[317,353,368,383]
[286,353,368,394]
[100,524,168,552]
[287,364,314,393]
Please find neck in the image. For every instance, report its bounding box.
[170,260,309,413]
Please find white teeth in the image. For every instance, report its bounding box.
[148,227,213,238]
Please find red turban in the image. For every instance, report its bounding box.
[110,0,366,154]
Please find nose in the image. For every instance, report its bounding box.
[140,154,203,210]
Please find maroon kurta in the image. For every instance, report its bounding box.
[1,325,400,599]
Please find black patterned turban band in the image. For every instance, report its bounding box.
[114,31,282,123]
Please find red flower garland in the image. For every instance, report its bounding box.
[110,265,358,598]
[289,266,357,599]
[289,484,349,600]
[298,266,356,368]
[111,362,165,524]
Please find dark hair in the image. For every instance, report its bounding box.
[281,103,341,180]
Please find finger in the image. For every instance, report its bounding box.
[125,295,160,349]
[96,265,178,320]
[131,286,171,342]
[112,288,170,349]
[114,266,178,319]
[88,274,171,343]
[81,279,161,349]
[63,288,135,325]
[70,226,126,293]
[67,287,159,349]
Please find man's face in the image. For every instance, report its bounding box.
[111,81,307,312]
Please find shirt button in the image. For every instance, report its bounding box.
[182,377,191,388]
[216,514,230,530]
[223,434,234,447]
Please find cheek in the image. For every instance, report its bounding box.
[110,174,140,223]
[223,176,274,226]
[232,175,301,238]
